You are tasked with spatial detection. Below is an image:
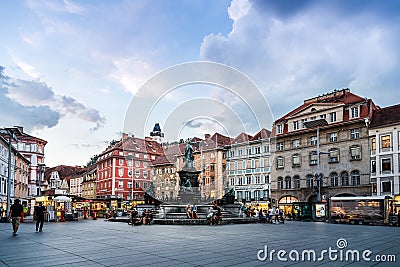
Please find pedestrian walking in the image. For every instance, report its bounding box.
[34,202,47,232]
[9,199,23,236]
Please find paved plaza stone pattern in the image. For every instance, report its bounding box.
[0,219,399,267]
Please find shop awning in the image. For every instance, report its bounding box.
[54,196,72,202]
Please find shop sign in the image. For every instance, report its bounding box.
[315,203,326,218]
[235,185,267,190]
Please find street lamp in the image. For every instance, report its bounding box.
[304,119,328,203]
[1,127,21,218]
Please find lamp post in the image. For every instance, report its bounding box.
[1,127,21,219]
[304,119,328,203]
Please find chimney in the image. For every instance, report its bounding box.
[204,134,210,139]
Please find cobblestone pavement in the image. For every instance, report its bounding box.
[0,219,399,267]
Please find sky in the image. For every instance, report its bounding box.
[1,0,400,167]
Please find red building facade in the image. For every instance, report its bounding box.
[96,134,163,200]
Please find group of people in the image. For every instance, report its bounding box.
[207,201,222,225]
[129,208,154,225]
[8,199,47,237]
[185,204,199,219]
[239,204,285,224]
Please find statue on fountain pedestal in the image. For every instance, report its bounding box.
[183,142,194,170]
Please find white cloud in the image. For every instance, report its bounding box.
[111,57,157,96]
[200,0,400,119]
[228,0,251,21]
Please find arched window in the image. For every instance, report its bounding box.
[306,174,314,188]
[293,175,300,189]
[351,170,360,185]
[330,172,338,187]
[277,177,283,190]
[285,176,291,189]
[341,171,349,186]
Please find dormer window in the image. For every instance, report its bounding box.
[277,124,283,134]
[350,106,359,119]
[293,121,299,131]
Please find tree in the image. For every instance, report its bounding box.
[85,154,99,168]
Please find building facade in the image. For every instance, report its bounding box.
[150,155,179,201]
[271,89,377,215]
[226,129,272,208]
[14,151,30,201]
[81,165,97,199]
[96,134,163,200]
[190,133,231,200]
[369,104,400,196]
[7,127,47,197]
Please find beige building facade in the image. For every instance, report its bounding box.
[271,89,377,215]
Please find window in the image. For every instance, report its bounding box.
[320,114,327,119]
[285,176,291,189]
[277,142,283,151]
[381,135,391,149]
[118,168,124,177]
[310,136,318,146]
[309,152,318,165]
[135,182,140,188]
[292,154,301,166]
[135,170,140,177]
[371,137,376,151]
[118,180,124,188]
[371,160,376,173]
[329,132,337,142]
[329,149,339,163]
[301,118,308,128]
[350,146,361,160]
[381,158,392,172]
[330,172,338,187]
[135,161,140,167]
[128,182,132,188]
[277,124,283,134]
[382,181,391,193]
[277,177,283,189]
[329,112,336,122]
[350,106,359,118]
[306,174,314,188]
[310,116,317,121]
[350,129,360,139]
[351,170,360,185]
[341,171,349,186]
[119,159,124,165]
[292,139,300,148]
[276,157,284,169]
[293,121,299,130]
[246,176,251,185]
[293,176,300,189]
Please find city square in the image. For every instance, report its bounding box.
[0,219,399,267]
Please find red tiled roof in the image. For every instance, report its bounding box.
[44,165,84,181]
[370,104,400,128]
[231,133,252,144]
[275,89,367,123]
[250,128,271,141]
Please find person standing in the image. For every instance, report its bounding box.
[9,199,23,236]
[34,202,47,232]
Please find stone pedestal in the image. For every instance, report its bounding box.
[177,168,201,204]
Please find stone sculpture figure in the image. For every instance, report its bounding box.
[183,142,194,169]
